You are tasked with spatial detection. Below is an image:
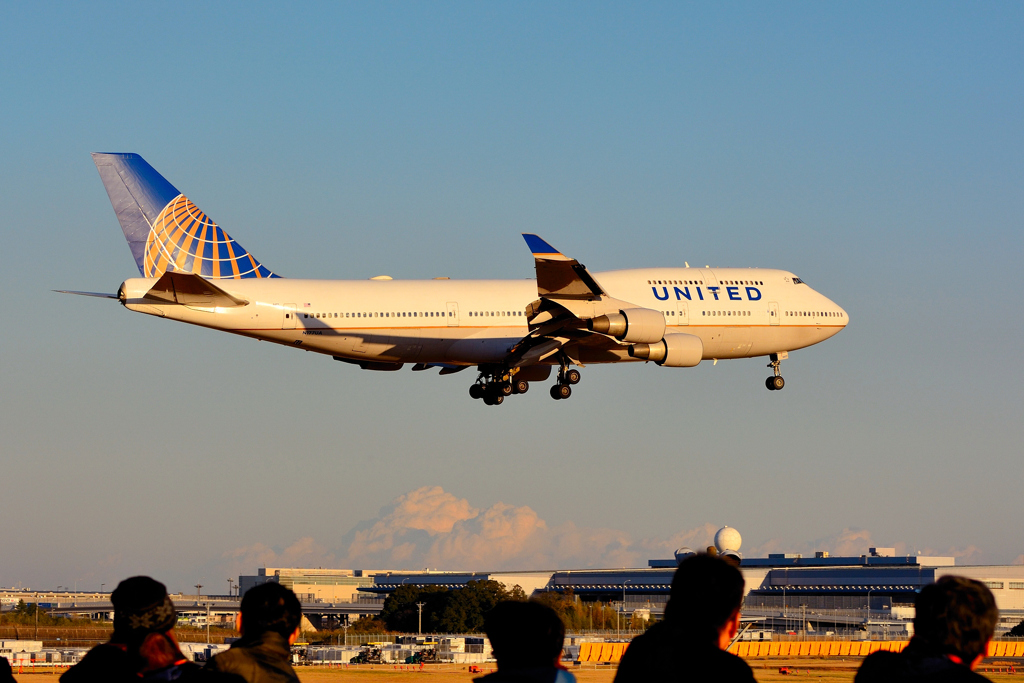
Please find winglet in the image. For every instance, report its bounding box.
[522,234,605,299]
[522,234,570,261]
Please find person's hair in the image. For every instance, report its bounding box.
[913,576,998,663]
[109,576,184,672]
[483,601,565,670]
[664,554,745,643]
[240,582,302,639]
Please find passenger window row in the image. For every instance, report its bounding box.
[468,311,523,317]
[702,311,752,317]
[304,311,452,319]
[648,279,763,286]
[785,311,844,318]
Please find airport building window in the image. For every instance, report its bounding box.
[984,581,1004,590]
[1010,582,1024,590]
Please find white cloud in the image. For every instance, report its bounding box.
[337,487,637,570]
[218,487,985,578]
[222,537,336,576]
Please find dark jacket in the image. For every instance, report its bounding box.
[855,639,990,683]
[0,656,16,683]
[61,643,242,683]
[613,621,756,683]
[205,631,299,683]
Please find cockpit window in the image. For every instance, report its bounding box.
[792,277,804,284]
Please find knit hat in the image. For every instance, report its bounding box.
[111,576,176,638]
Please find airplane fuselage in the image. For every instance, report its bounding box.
[120,266,847,367]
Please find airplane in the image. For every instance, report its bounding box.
[61,153,849,405]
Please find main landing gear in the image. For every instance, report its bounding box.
[549,365,581,401]
[765,353,786,391]
[469,362,582,404]
[469,369,531,406]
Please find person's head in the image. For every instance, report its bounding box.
[110,576,182,671]
[239,582,302,643]
[665,553,745,646]
[913,576,998,666]
[483,601,565,670]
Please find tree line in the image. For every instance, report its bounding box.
[377,583,650,634]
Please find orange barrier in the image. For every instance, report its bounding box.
[577,642,629,664]
[579,639,1023,663]
[726,640,913,658]
[982,641,1024,658]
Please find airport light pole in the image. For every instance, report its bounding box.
[866,590,872,639]
[622,580,632,633]
[195,584,203,597]
[417,602,426,635]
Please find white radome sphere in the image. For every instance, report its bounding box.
[715,526,742,553]
[674,547,696,562]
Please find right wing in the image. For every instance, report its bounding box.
[504,235,664,367]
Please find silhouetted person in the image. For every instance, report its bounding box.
[62,576,239,683]
[476,600,576,683]
[0,656,15,683]
[614,554,755,683]
[205,582,302,683]
[856,576,998,682]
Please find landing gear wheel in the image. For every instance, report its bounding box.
[483,394,495,405]
[491,394,504,405]
[550,384,572,400]
[566,369,581,385]
[513,379,529,395]
[470,384,484,400]
[499,382,513,396]
[769,376,785,391]
[765,377,776,391]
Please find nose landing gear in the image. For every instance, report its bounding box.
[766,353,786,391]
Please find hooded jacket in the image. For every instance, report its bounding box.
[204,631,299,683]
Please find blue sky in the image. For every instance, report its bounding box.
[1,2,1022,593]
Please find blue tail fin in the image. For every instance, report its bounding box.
[92,153,278,279]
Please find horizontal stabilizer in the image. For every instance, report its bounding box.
[54,290,119,299]
[522,233,605,300]
[142,271,248,307]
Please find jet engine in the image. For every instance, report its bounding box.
[627,333,703,367]
[587,308,665,344]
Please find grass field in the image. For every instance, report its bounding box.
[12,660,1023,682]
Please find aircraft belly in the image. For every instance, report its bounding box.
[445,332,520,363]
[698,326,753,359]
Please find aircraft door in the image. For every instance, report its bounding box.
[768,302,779,326]
[282,303,297,329]
[677,302,689,326]
[446,302,460,327]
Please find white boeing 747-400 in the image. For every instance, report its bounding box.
[62,153,848,404]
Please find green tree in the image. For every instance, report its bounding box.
[1009,619,1024,637]
[349,616,388,633]
[434,580,511,633]
[380,580,523,633]
[381,585,448,632]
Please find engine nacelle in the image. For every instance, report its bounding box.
[588,308,666,344]
[628,333,703,367]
